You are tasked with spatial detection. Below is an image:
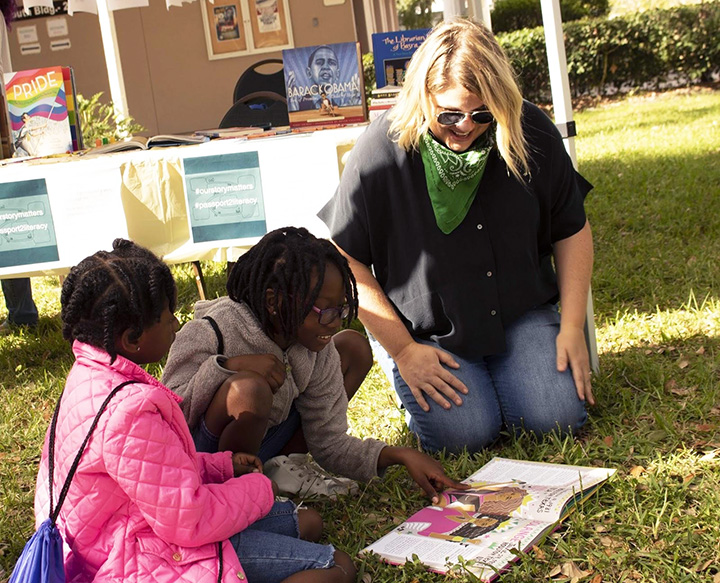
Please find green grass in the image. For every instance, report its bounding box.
[1,87,719,582]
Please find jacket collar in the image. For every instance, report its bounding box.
[72,340,182,403]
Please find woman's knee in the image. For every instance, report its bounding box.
[410,407,502,454]
[297,507,323,542]
[512,399,587,438]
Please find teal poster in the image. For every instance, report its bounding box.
[183,152,266,243]
[0,178,59,268]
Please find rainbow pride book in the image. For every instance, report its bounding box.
[3,66,73,158]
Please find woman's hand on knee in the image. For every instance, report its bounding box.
[395,343,468,411]
[225,353,286,392]
[556,326,595,406]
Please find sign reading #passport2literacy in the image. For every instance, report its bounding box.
[0,179,59,268]
[183,152,267,244]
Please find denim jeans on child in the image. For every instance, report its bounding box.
[371,303,587,453]
[230,499,336,583]
[193,425,336,581]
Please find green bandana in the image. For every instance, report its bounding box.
[419,131,493,234]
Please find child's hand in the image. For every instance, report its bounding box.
[225,354,286,392]
[378,446,470,505]
[232,452,263,476]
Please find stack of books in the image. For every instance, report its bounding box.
[368,85,401,121]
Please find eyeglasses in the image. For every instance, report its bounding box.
[311,304,350,325]
[435,109,494,126]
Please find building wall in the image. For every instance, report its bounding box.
[8,0,360,136]
[7,11,111,107]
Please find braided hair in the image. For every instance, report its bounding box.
[227,227,358,340]
[61,238,176,360]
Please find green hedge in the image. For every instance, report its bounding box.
[491,0,609,33]
[498,2,720,102]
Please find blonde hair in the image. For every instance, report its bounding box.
[388,18,529,181]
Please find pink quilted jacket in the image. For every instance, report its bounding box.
[34,341,274,583]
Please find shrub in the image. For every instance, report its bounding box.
[492,0,609,33]
[498,2,720,102]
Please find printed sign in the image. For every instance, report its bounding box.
[0,179,59,268]
[183,152,266,244]
[16,25,38,44]
[46,17,69,38]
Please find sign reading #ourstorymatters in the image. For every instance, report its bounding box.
[0,178,59,268]
[182,152,267,244]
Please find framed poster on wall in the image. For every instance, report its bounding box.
[248,0,291,49]
[202,0,293,60]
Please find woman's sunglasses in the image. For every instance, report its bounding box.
[311,304,350,325]
[436,109,494,126]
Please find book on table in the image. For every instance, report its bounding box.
[361,457,615,581]
[194,126,267,139]
[282,41,367,129]
[62,66,83,152]
[371,28,430,88]
[83,133,209,155]
[3,66,76,158]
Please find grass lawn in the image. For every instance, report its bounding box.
[1,86,719,582]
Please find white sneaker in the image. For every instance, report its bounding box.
[264,453,358,499]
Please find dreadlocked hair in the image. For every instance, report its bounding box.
[61,238,177,361]
[227,226,358,339]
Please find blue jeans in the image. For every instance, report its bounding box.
[372,304,587,453]
[1,278,38,326]
[230,499,336,582]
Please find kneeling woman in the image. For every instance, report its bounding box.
[319,18,595,453]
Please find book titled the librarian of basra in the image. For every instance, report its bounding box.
[282,41,366,129]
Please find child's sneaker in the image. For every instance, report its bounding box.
[263,453,358,499]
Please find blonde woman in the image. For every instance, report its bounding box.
[319,18,594,453]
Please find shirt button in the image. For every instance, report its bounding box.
[490,310,497,316]
[486,271,492,277]
[476,224,483,230]
[237,572,246,579]
[172,552,182,561]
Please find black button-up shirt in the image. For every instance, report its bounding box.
[319,102,592,358]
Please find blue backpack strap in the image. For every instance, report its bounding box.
[203,315,224,355]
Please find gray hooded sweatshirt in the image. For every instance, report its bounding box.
[162,297,386,482]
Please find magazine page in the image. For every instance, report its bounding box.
[363,507,552,581]
[362,457,615,580]
[462,457,616,523]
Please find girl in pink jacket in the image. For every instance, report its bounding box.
[34,239,355,583]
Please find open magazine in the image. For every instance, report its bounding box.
[361,457,615,581]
